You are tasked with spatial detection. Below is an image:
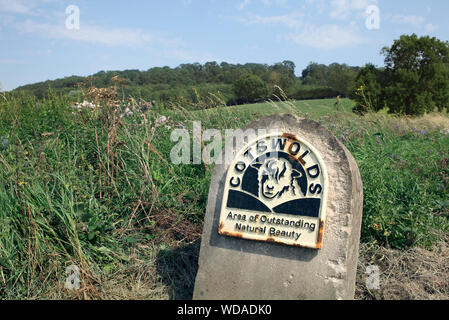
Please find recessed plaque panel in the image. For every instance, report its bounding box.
[218,132,328,249]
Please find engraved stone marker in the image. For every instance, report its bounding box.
[193,114,363,300]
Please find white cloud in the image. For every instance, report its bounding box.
[0,58,27,64]
[238,12,304,29]
[262,0,288,6]
[3,2,184,50]
[165,49,222,63]
[287,24,364,49]
[237,11,363,49]
[0,0,36,15]
[238,0,288,10]
[388,13,438,33]
[424,23,438,33]
[238,0,251,10]
[330,0,378,19]
[391,14,424,27]
[15,19,166,47]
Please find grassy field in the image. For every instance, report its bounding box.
[0,91,448,299]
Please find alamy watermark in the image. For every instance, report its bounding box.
[65,5,80,30]
[365,265,380,290]
[170,122,290,166]
[365,5,380,30]
[64,264,81,290]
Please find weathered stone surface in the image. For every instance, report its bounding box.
[193,114,363,300]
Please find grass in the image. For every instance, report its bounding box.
[0,89,448,299]
[356,235,449,300]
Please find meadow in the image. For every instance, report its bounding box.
[0,89,448,299]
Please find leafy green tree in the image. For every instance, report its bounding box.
[328,63,358,96]
[204,61,221,82]
[301,62,329,86]
[381,34,449,115]
[352,64,386,113]
[269,60,296,89]
[233,74,268,103]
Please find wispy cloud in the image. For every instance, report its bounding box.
[261,0,288,6]
[330,0,378,20]
[424,23,438,33]
[238,12,303,29]
[16,20,152,47]
[1,1,182,48]
[287,24,364,49]
[390,14,424,27]
[0,58,27,64]
[237,10,363,49]
[14,19,181,48]
[165,49,222,63]
[238,0,252,11]
[388,13,438,33]
[238,0,288,11]
[0,0,36,15]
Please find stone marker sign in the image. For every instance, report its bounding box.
[193,114,363,300]
[218,132,328,249]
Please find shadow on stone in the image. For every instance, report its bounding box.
[155,241,201,300]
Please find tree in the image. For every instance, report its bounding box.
[269,60,296,89]
[233,74,268,103]
[328,63,358,97]
[204,61,221,82]
[381,34,449,115]
[301,62,329,86]
[301,62,358,96]
[352,64,386,113]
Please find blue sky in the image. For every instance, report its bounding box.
[0,0,448,91]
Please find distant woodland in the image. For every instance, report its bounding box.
[13,34,449,117]
[14,61,360,105]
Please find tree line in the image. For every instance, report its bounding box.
[14,60,359,106]
[12,34,449,116]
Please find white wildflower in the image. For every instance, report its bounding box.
[157,116,167,124]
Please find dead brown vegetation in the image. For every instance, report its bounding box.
[356,236,449,300]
